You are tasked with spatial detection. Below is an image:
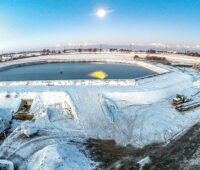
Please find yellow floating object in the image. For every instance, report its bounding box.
[89,70,108,79]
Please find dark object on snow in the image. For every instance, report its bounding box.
[13,113,35,121]
[193,63,200,71]
[172,94,200,112]
[85,138,161,170]
[175,99,200,112]
[0,127,10,140]
[13,99,35,120]
[86,123,200,170]
[18,99,33,113]
[172,94,190,106]
[0,159,14,170]
[145,56,171,65]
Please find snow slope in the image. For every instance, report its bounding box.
[0,55,200,169]
[0,70,195,148]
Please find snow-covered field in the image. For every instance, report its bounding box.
[0,53,200,169]
[132,52,200,65]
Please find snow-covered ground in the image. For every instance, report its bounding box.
[0,54,200,169]
[132,52,200,65]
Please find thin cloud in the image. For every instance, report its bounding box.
[89,9,115,16]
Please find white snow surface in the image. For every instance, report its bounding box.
[0,159,14,170]
[26,144,92,170]
[193,80,200,88]
[138,156,151,170]
[0,54,200,169]
[0,108,12,134]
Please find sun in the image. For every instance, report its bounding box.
[96,9,107,18]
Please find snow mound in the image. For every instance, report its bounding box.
[100,93,200,147]
[100,95,122,122]
[27,144,91,170]
[0,116,86,169]
[0,159,14,170]
[0,109,12,134]
[31,92,79,122]
[0,92,79,122]
[193,80,200,88]
[21,123,40,138]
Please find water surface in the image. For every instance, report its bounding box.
[0,62,156,81]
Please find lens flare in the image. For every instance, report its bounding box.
[96,9,107,18]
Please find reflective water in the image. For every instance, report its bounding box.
[0,62,156,81]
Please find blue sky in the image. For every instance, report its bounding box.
[1,0,200,51]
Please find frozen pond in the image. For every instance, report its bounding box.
[0,62,156,81]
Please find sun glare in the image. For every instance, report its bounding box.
[96,9,107,18]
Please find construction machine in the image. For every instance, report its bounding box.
[172,94,189,106]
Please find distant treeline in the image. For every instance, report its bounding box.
[1,48,200,63]
[134,55,171,65]
[177,51,200,57]
[146,49,200,57]
[42,48,132,54]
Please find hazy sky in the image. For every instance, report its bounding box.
[1,0,200,51]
